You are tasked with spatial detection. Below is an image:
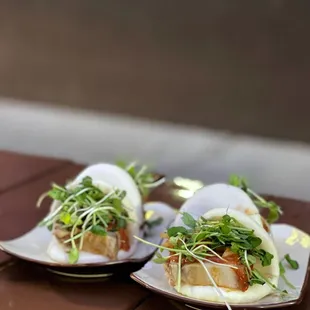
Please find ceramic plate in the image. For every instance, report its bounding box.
[131,224,310,309]
[0,202,176,277]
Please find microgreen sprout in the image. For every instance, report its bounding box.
[229,174,283,224]
[279,254,299,290]
[37,176,132,264]
[284,254,299,270]
[116,161,165,198]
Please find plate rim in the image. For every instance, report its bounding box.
[130,223,310,309]
[0,243,157,268]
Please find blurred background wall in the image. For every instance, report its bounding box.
[0,1,310,142]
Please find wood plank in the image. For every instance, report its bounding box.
[0,261,150,310]
[135,295,182,310]
[0,151,70,193]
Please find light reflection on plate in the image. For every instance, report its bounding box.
[47,268,113,278]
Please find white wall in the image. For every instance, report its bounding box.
[1,98,310,200]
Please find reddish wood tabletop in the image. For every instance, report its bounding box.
[0,151,309,310]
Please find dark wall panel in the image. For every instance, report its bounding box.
[0,1,309,141]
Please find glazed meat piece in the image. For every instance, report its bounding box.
[165,249,249,291]
[54,225,120,259]
[165,261,246,291]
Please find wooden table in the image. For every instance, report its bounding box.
[0,151,309,310]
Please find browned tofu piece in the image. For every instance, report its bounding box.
[53,225,120,259]
[165,261,241,289]
[80,230,119,259]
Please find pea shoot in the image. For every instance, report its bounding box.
[229,174,283,224]
[279,254,299,289]
[116,161,166,198]
[37,176,132,264]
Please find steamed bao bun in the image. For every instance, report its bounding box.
[174,208,280,304]
[173,183,265,229]
[48,163,143,264]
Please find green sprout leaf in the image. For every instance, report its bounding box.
[82,176,93,187]
[229,174,242,187]
[247,254,256,265]
[248,236,262,248]
[253,249,274,267]
[231,242,240,253]
[91,225,107,236]
[255,200,281,224]
[251,269,277,289]
[284,254,299,270]
[153,252,168,264]
[167,226,188,237]
[68,247,79,264]
[267,202,281,223]
[112,198,122,212]
[228,174,282,224]
[279,261,296,289]
[70,214,83,226]
[48,187,68,201]
[60,212,71,225]
[249,276,265,286]
[181,212,197,229]
[221,225,231,235]
[261,251,274,267]
[228,174,248,191]
[116,161,165,199]
[222,214,232,224]
[153,257,168,264]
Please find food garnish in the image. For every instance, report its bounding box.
[116,161,165,198]
[229,174,282,224]
[284,254,299,270]
[37,176,132,264]
[279,254,299,289]
[135,212,280,292]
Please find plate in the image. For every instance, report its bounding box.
[0,202,176,277]
[131,224,310,309]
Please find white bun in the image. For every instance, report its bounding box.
[173,183,263,228]
[48,163,142,264]
[174,208,279,304]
